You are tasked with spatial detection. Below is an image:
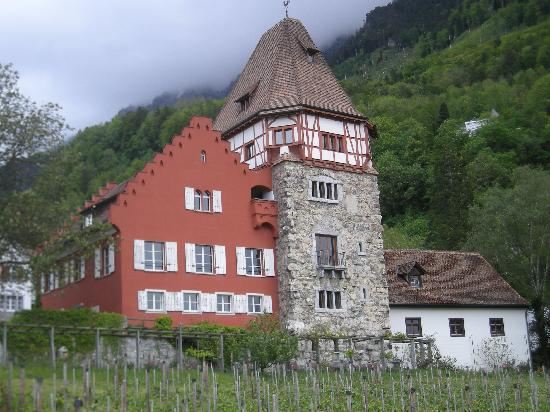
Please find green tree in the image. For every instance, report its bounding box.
[464,167,550,366]
[427,121,472,249]
[0,63,68,269]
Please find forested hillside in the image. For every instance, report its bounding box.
[1,0,549,362]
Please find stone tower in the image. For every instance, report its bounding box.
[214,18,389,337]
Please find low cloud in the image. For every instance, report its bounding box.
[0,0,387,131]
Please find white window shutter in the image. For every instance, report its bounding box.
[138,291,147,311]
[263,249,275,276]
[134,240,145,270]
[40,275,45,293]
[211,294,219,312]
[185,187,195,210]
[94,249,101,278]
[166,242,178,272]
[174,292,183,311]
[49,272,54,290]
[165,292,175,311]
[64,261,70,283]
[214,245,226,274]
[235,295,247,314]
[185,243,196,272]
[236,247,246,275]
[202,293,215,313]
[108,244,115,274]
[263,295,273,313]
[80,256,86,279]
[54,271,59,289]
[212,190,222,213]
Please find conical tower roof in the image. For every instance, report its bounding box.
[214,18,365,136]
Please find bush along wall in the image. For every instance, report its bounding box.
[6,308,123,364]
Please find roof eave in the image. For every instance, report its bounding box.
[220,104,368,139]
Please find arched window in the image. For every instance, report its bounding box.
[202,191,211,212]
[200,150,206,163]
[194,190,202,211]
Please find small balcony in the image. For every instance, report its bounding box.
[316,251,346,278]
[250,199,278,237]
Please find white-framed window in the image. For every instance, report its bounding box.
[183,292,200,312]
[134,240,177,272]
[358,241,366,256]
[0,295,23,311]
[216,293,232,313]
[146,290,165,312]
[144,241,164,271]
[316,289,343,311]
[194,190,202,210]
[247,294,263,314]
[185,187,222,213]
[309,177,341,203]
[245,248,263,275]
[84,213,93,227]
[202,191,211,212]
[195,245,213,273]
[236,247,275,276]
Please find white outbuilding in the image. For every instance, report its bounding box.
[386,250,530,369]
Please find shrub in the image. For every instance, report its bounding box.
[245,314,298,370]
[7,308,123,363]
[154,316,172,330]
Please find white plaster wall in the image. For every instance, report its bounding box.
[390,307,530,369]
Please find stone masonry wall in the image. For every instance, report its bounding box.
[272,159,389,337]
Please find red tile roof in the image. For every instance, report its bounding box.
[214,18,365,136]
[385,250,528,307]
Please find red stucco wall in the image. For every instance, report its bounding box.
[42,117,278,328]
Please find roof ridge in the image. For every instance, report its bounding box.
[385,249,482,256]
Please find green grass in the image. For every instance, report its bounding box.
[1,362,549,411]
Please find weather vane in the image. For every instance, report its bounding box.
[284,0,290,18]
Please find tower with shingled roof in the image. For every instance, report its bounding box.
[215,18,389,340]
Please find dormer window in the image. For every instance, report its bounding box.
[239,96,250,112]
[409,274,422,288]
[396,261,425,289]
[84,213,93,228]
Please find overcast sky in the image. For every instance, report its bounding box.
[1,0,387,131]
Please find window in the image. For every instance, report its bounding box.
[202,191,211,212]
[361,287,369,301]
[409,275,422,288]
[183,292,200,312]
[195,245,213,273]
[217,294,232,313]
[317,290,342,310]
[84,213,93,228]
[449,318,465,337]
[248,295,263,314]
[239,96,250,112]
[245,142,255,160]
[245,248,263,275]
[194,190,202,211]
[321,133,344,152]
[274,128,293,145]
[200,150,206,163]
[102,246,110,276]
[358,242,366,255]
[144,241,164,271]
[310,180,339,202]
[489,318,505,336]
[316,234,339,267]
[146,291,165,312]
[0,295,23,311]
[405,318,422,337]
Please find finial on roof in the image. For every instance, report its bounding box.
[283,0,290,18]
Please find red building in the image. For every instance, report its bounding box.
[42,18,389,336]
